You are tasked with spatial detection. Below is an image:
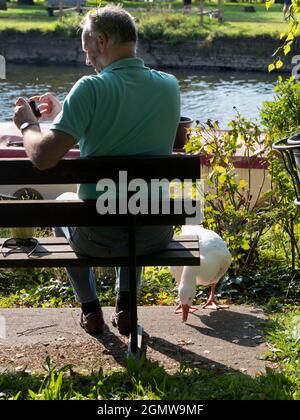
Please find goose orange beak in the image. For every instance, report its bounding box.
[174,304,198,322]
[181,304,190,322]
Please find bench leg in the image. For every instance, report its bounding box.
[128,325,144,359]
[127,220,143,358]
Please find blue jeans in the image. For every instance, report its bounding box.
[54,193,173,304]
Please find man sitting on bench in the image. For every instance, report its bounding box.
[13,5,180,336]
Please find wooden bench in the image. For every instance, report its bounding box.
[46,0,85,16]
[0,156,200,358]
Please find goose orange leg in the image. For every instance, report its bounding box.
[202,284,229,309]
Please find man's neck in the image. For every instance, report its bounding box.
[101,43,136,70]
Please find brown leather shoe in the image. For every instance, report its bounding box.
[111,311,130,336]
[80,309,105,335]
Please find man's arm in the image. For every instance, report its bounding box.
[13,97,76,170]
[22,126,76,170]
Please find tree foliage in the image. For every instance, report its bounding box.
[266,0,300,70]
[185,77,300,274]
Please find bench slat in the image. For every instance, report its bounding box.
[172,235,198,241]
[0,156,200,184]
[0,235,199,246]
[0,237,200,268]
[0,200,200,226]
[0,238,200,253]
[1,243,199,253]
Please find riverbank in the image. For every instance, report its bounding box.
[0,2,295,71]
[0,32,291,71]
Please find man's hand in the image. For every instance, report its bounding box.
[29,92,62,122]
[13,97,37,130]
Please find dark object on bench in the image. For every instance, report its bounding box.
[0,156,200,358]
[0,192,17,200]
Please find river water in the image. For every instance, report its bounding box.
[0,64,280,128]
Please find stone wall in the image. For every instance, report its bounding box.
[0,33,292,72]
[138,36,291,71]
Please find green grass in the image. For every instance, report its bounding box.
[0,1,291,38]
[223,2,284,22]
[136,2,290,40]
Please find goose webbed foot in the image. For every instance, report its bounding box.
[202,299,229,310]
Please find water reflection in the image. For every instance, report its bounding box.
[176,69,279,126]
[0,64,280,128]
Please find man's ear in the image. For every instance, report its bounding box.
[96,31,109,52]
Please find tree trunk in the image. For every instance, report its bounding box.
[199,0,204,27]
[0,0,7,11]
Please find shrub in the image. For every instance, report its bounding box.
[185,102,300,274]
[261,76,300,139]
[54,13,82,38]
[185,114,276,273]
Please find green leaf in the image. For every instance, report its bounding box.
[218,173,227,184]
[280,32,286,40]
[216,165,226,173]
[284,44,291,56]
[205,194,218,201]
[286,32,295,42]
[239,179,248,189]
[241,238,250,251]
[13,391,21,400]
[275,59,283,69]
[268,63,275,72]
[28,389,37,399]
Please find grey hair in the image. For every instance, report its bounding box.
[81,5,137,45]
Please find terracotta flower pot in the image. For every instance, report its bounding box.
[174,116,194,149]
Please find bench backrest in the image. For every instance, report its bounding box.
[0,156,200,228]
[47,0,86,7]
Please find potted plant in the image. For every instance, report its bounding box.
[174,116,193,149]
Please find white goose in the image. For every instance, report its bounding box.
[170,225,232,322]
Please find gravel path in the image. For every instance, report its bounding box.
[0,305,270,376]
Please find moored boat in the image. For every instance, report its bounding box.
[0,122,269,205]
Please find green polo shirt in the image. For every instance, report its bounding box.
[50,58,180,199]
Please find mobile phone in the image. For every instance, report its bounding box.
[29,100,41,119]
